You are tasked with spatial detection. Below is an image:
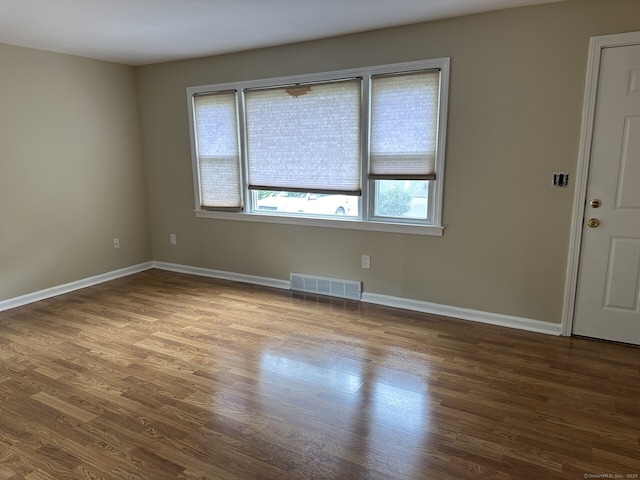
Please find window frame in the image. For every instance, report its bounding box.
[186,58,450,236]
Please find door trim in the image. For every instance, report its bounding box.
[562,31,640,336]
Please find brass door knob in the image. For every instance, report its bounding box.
[587,218,600,228]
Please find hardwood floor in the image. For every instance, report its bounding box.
[0,269,638,479]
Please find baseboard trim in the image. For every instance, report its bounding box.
[362,292,562,336]
[154,262,560,336]
[0,262,154,313]
[152,261,290,291]
[0,261,561,336]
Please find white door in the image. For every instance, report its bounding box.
[573,43,640,345]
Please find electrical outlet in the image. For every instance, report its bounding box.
[113,238,120,250]
[362,254,371,269]
[169,233,177,245]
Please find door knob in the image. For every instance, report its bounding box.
[590,199,601,208]
[587,218,600,228]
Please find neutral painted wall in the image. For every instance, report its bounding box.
[0,44,151,301]
[135,0,640,325]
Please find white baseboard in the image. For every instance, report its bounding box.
[362,292,562,336]
[0,262,154,313]
[0,260,562,336]
[152,261,290,291]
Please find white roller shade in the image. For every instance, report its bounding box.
[370,70,440,180]
[193,91,242,209]
[244,79,362,194]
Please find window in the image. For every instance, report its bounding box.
[187,58,449,235]
[192,91,242,209]
[245,79,362,195]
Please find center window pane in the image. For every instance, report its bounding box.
[254,191,359,217]
[244,79,362,194]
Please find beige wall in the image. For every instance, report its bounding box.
[0,44,151,300]
[3,0,637,324]
[135,0,640,324]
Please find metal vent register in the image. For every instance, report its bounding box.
[290,273,361,300]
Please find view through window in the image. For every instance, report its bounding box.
[187,58,449,233]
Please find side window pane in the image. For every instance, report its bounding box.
[193,91,242,209]
[374,180,430,220]
[370,71,440,179]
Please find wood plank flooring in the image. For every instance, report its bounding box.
[0,269,638,479]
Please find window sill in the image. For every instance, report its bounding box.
[194,210,444,236]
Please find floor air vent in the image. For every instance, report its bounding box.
[290,273,361,300]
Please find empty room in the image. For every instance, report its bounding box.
[0,0,639,478]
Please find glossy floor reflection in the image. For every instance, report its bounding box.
[257,348,430,476]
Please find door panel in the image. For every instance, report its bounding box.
[573,44,640,345]
[603,237,640,311]
[616,116,640,209]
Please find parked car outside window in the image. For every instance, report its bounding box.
[256,191,358,217]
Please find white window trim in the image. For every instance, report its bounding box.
[187,58,450,236]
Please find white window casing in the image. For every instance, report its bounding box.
[186,58,450,236]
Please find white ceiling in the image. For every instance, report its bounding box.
[0,0,565,66]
